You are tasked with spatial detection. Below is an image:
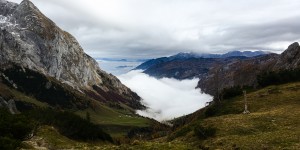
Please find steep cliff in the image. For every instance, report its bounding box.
[0,0,143,109]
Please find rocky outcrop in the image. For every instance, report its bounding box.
[274,42,300,70]
[0,96,19,114]
[0,0,143,109]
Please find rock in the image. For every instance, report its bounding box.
[274,42,300,70]
[0,0,143,109]
[0,96,8,107]
[0,96,19,114]
[7,99,19,114]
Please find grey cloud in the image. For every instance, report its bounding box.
[8,0,300,58]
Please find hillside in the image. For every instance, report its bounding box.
[15,81,299,149]
[167,82,300,149]
[0,0,160,147]
[0,0,299,149]
[0,66,153,135]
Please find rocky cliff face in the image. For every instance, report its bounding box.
[0,0,143,109]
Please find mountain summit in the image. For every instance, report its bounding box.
[0,0,143,109]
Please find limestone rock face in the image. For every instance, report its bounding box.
[0,0,142,109]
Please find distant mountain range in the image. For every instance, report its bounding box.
[171,50,270,59]
[135,50,269,70]
[135,45,300,96]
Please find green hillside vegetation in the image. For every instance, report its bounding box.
[0,80,151,136]
[0,109,34,150]
[257,68,300,87]
[20,79,300,149]
[16,80,300,149]
[168,82,300,149]
[1,65,300,149]
[0,65,155,140]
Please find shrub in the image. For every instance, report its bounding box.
[25,109,113,142]
[221,86,243,100]
[204,104,219,117]
[257,69,300,87]
[0,109,34,149]
[194,125,216,140]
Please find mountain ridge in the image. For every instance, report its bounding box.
[0,0,143,109]
[134,43,300,96]
[197,42,300,95]
[135,50,269,71]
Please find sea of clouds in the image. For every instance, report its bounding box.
[118,70,213,121]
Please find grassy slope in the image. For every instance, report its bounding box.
[169,82,300,149]
[0,82,150,138]
[75,107,150,137]
[23,125,192,150]
[9,81,300,149]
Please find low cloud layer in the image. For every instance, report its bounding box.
[118,70,212,121]
[9,0,300,58]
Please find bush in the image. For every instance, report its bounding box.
[0,136,20,150]
[0,109,34,149]
[257,69,300,87]
[221,86,243,100]
[204,104,219,117]
[25,109,113,142]
[194,125,216,140]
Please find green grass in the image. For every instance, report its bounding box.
[22,125,113,150]
[74,106,151,137]
[23,125,194,150]
[11,90,49,108]
[0,81,151,138]
[16,80,300,149]
[170,82,300,149]
[0,83,49,108]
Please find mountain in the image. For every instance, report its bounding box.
[171,50,269,59]
[135,50,268,71]
[197,42,300,96]
[0,0,143,110]
[0,0,164,143]
[134,50,269,79]
[135,44,300,96]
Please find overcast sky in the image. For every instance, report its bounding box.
[9,0,300,59]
